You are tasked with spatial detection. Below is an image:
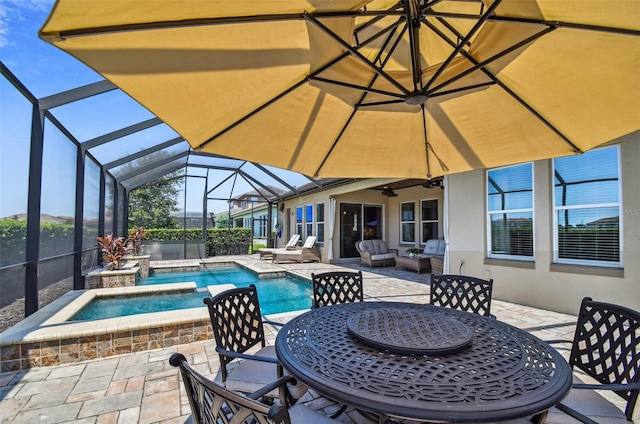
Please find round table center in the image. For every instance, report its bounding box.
[346,307,473,355]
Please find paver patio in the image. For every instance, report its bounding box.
[0,256,637,424]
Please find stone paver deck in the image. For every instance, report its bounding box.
[1,256,637,423]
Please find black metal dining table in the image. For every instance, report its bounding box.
[275,302,572,423]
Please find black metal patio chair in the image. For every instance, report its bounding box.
[550,297,640,423]
[430,274,495,318]
[169,353,336,424]
[203,284,307,403]
[311,271,364,308]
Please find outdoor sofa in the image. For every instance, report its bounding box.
[355,239,397,268]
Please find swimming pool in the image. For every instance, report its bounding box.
[69,267,313,321]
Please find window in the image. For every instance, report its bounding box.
[420,199,439,243]
[553,146,620,266]
[256,214,267,238]
[305,204,313,239]
[296,206,303,236]
[487,163,534,259]
[400,202,415,243]
[316,203,325,243]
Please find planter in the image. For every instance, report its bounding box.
[125,254,150,278]
[85,262,141,289]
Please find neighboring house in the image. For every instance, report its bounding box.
[222,192,279,246]
[277,135,639,315]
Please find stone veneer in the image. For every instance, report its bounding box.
[0,319,212,371]
[85,264,140,289]
[126,255,151,278]
[0,283,226,372]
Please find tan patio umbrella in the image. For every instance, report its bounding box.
[39,0,639,179]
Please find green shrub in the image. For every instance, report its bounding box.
[207,228,252,256]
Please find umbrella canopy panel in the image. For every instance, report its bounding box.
[40,0,640,179]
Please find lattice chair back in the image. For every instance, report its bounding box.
[568,297,640,421]
[430,274,494,318]
[204,284,266,381]
[170,353,292,424]
[312,271,364,308]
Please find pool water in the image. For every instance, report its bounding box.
[69,267,313,321]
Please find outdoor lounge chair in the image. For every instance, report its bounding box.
[203,284,307,402]
[258,234,300,260]
[272,236,320,263]
[355,239,397,268]
[312,271,364,308]
[169,353,336,424]
[430,274,495,318]
[546,297,640,423]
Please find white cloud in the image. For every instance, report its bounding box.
[0,0,54,47]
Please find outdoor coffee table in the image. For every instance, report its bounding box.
[394,255,431,273]
[276,302,572,423]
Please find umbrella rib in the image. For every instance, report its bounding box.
[424,0,503,91]
[308,76,405,100]
[197,14,405,152]
[354,2,403,40]
[313,112,357,178]
[359,99,406,107]
[195,79,307,151]
[429,81,495,98]
[426,20,556,94]
[423,12,640,37]
[407,0,424,90]
[50,10,405,39]
[421,106,432,178]
[304,12,409,95]
[424,20,581,153]
[315,14,412,176]
[356,23,410,109]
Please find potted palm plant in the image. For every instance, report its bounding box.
[406,248,421,258]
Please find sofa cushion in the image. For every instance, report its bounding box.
[359,239,389,255]
[371,253,396,261]
[422,239,446,257]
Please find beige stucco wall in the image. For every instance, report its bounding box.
[447,135,640,315]
[279,179,445,263]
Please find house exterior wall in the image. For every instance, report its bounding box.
[447,135,639,315]
[276,138,638,315]
[280,179,445,263]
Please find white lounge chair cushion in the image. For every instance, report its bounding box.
[225,345,308,399]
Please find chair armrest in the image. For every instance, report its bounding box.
[546,339,573,344]
[247,375,296,400]
[555,402,599,424]
[215,347,279,364]
[573,381,640,391]
[359,251,372,259]
[263,319,284,328]
[388,249,398,254]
